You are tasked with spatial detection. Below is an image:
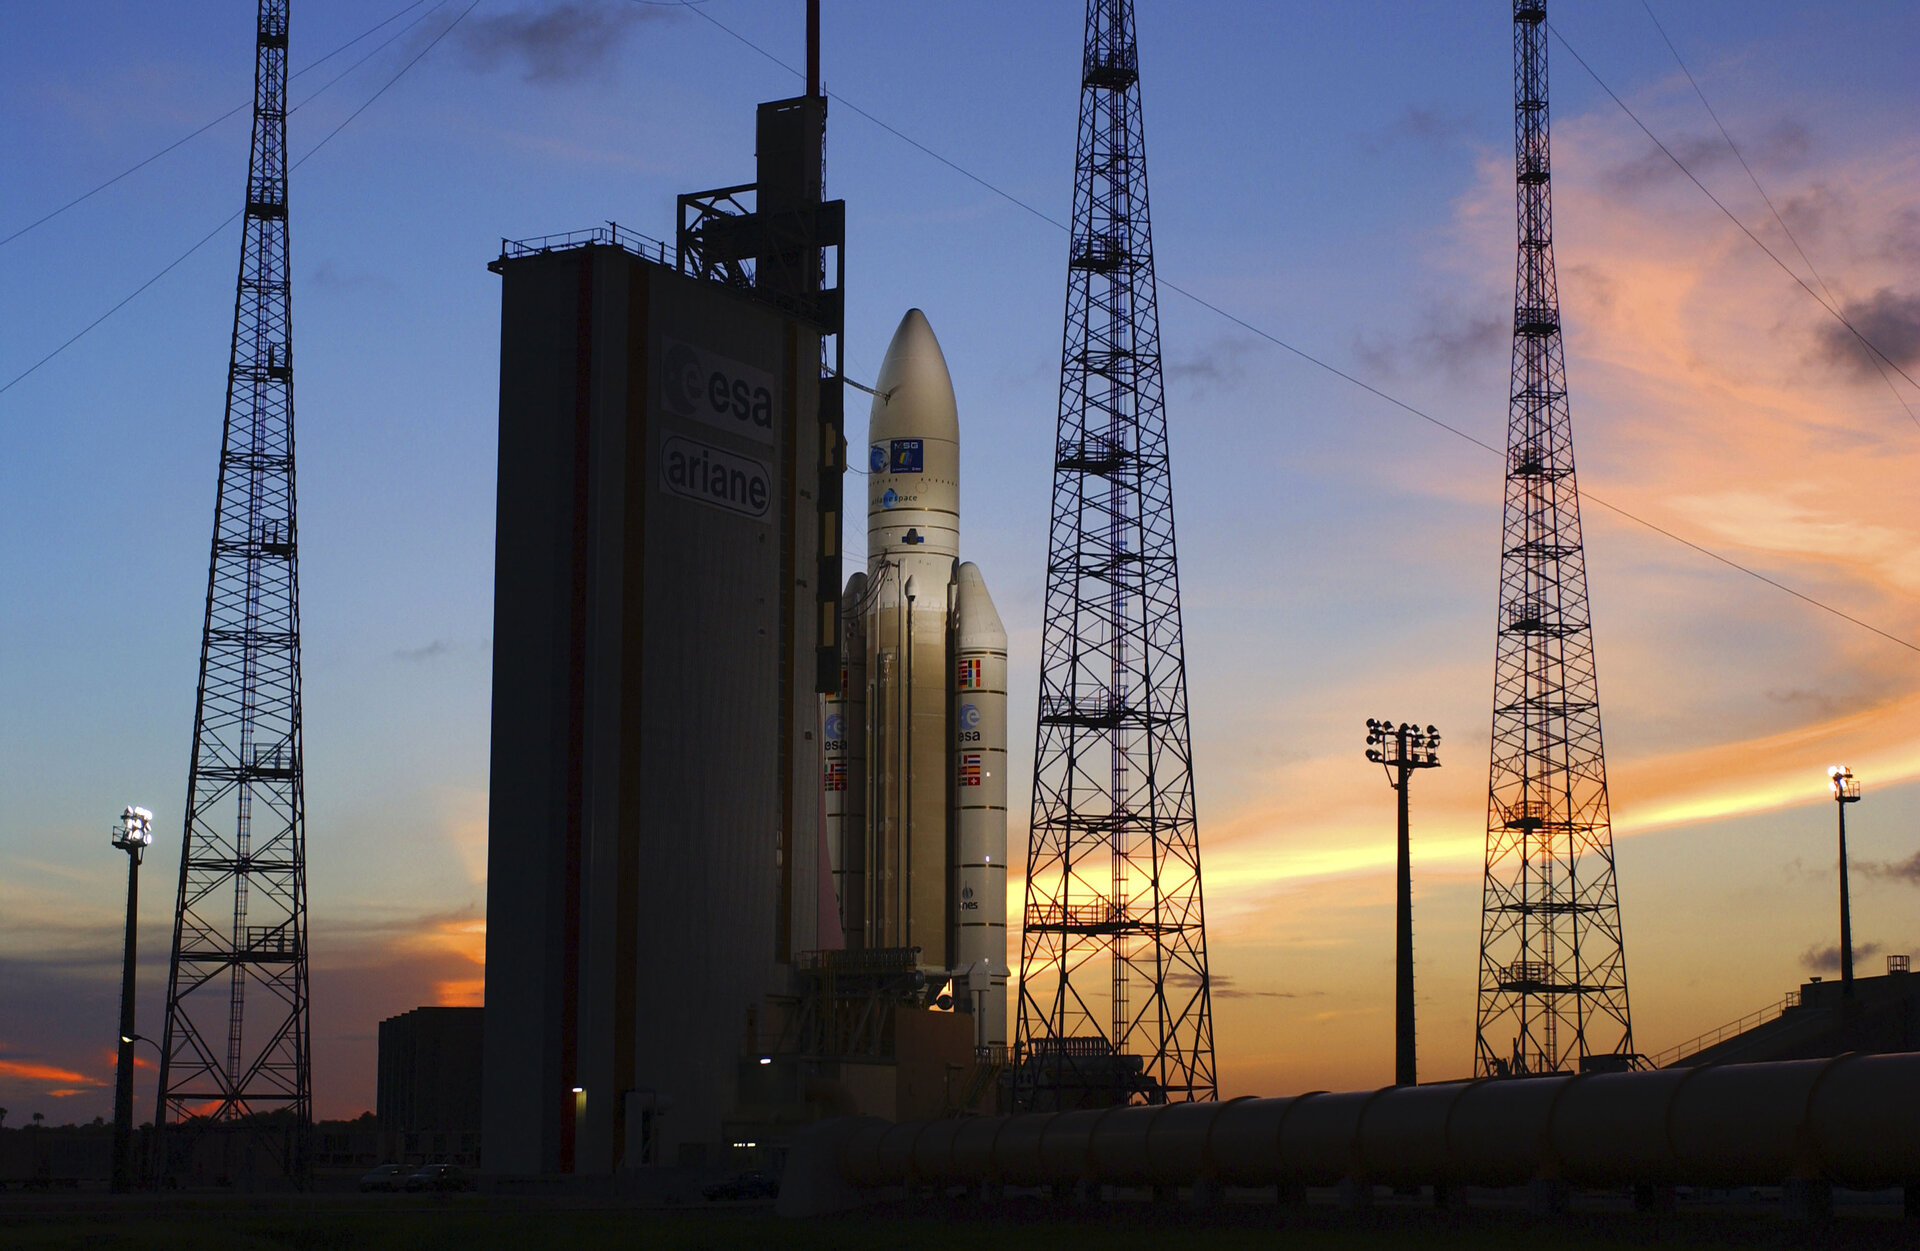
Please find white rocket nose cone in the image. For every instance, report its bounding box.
[869,309,958,445]
[867,308,960,563]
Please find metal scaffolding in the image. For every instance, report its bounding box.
[1016,0,1215,1110]
[1476,0,1635,1078]
[155,0,312,1185]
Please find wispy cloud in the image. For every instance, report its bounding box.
[1801,940,1883,972]
[456,2,669,84]
[1177,972,1324,1002]
[1164,335,1261,396]
[1862,850,1920,885]
[1600,120,1810,194]
[1363,104,1475,155]
[1354,301,1506,381]
[1813,287,1920,379]
[394,639,452,662]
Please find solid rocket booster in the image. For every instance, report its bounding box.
[824,571,867,946]
[837,307,1007,1046]
[952,562,1008,1048]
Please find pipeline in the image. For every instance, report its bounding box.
[778,1053,1920,1215]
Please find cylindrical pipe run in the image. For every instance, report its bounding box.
[813,1054,1920,1202]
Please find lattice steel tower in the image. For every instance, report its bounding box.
[1016,0,1215,1109]
[1475,0,1633,1078]
[156,0,311,1183]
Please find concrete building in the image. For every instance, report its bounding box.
[481,90,848,1177]
[377,1007,482,1133]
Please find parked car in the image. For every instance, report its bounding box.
[359,1163,407,1192]
[404,1163,473,1192]
[703,1170,779,1201]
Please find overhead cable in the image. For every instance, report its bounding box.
[1636,1,1917,428]
[1548,20,1920,400]
[672,1,1920,656]
[0,0,438,250]
[0,1,479,399]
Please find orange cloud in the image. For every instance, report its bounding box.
[96,1046,153,1073]
[433,979,485,1007]
[395,917,486,1007]
[0,1057,94,1085]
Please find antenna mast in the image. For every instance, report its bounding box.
[1017,0,1215,1109]
[155,0,312,1184]
[1476,0,1634,1078]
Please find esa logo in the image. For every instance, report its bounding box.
[823,711,846,753]
[957,702,982,744]
[662,338,777,444]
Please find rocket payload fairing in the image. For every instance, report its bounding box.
[821,309,1009,1048]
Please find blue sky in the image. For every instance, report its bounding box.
[3,1,1918,1118]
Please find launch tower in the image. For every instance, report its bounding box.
[1016,0,1215,1108]
[155,0,312,1184]
[1475,0,1635,1077]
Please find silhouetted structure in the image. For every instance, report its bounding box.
[378,1008,483,1133]
[155,0,312,1186]
[1664,960,1919,1067]
[1366,722,1440,1088]
[1475,0,1634,1077]
[480,58,846,1174]
[1017,0,1215,1109]
[1828,765,1862,995]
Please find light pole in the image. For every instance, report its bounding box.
[110,805,153,1193]
[1367,720,1441,1087]
[1827,766,1861,997]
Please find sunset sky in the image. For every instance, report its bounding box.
[3,1,1917,1121]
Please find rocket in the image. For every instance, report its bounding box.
[821,308,1009,1049]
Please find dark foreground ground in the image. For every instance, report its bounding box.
[0,1191,1913,1251]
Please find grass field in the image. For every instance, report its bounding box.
[1,1195,1914,1251]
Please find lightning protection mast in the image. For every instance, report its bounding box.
[1476,0,1634,1078]
[155,0,312,1186]
[1016,0,1215,1110]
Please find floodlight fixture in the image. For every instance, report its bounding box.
[112,805,154,854]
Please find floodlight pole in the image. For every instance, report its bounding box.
[1830,767,1861,997]
[110,807,152,1193]
[1367,722,1440,1087]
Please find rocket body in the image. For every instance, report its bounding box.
[864,309,959,972]
[827,308,1008,1048]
